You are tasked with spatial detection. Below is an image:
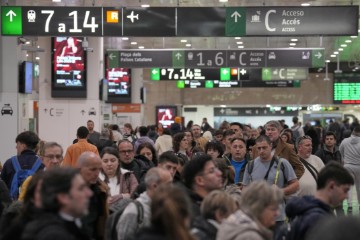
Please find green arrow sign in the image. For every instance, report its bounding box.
[312,49,325,68]
[107,51,119,68]
[262,68,272,81]
[220,68,231,80]
[177,80,185,88]
[225,7,246,37]
[1,6,22,35]
[205,80,214,88]
[172,50,185,68]
[151,68,160,81]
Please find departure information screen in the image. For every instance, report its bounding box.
[333,73,360,104]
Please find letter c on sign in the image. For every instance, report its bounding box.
[239,52,246,66]
[265,10,276,32]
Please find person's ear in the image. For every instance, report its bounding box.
[194,175,204,186]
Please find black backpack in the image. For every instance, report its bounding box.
[105,198,144,240]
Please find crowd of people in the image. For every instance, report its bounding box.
[0,116,358,240]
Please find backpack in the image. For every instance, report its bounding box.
[10,156,42,200]
[105,198,144,240]
[276,216,301,240]
[291,126,301,143]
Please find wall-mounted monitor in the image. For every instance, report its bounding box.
[156,105,177,129]
[51,37,87,98]
[105,68,131,103]
[333,73,360,104]
[19,61,33,94]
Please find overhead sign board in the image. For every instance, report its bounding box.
[2,6,358,36]
[177,79,300,88]
[115,48,324,68]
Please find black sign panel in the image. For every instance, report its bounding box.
[177,7,226,36]
[179,79,299,88]
[246,6,358,36]
[22,7,102,36]
[227,50,266,68]
[159,68,221,80]
[214,107,299,116]
[185,50,228,68]
[123,8,176,36]
[118,50,173,68]
[102,7,122,36]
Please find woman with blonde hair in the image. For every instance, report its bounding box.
[217,180,283,240]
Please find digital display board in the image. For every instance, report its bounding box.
[52,36,87,98]
[151,68,239,81]
[19,61,33,94]
[333,73,360,104]
[156,106,177,129]
[106,68,132,103]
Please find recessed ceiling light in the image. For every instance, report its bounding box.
[131,42,137,45]
[138,46,144,49]
[141,4,150,7]
[345,39,352,43]
[35,56,40,60]
[291,38,298,42]
[340,44,347,47]
[351,36,358,38]
[26,54,29,57]
[330,55,336,57]
[358,29,360,33]
[338,48,344,51]
[236,41,243,44]
[237,45,244,48]
[122,37,129,40]
[186,43,191,47]
[334,51,339,55]
[52,0,61,2]
[180,39,187,43]
[301,3,311,6]
[219,0,228,2]
[234,37,241,40]
[25,41,31,45]
[289,43,296,46]
[325,60,330,63]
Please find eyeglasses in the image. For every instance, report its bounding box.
[44,154,63,160]
[119,150,133,155]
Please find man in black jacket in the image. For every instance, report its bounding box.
[22,168,93,240]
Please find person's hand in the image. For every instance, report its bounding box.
[122,193,131,199]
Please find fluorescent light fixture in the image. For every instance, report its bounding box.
[334,51,339,55]
[219,0,228,2]
[290,38,298,42]
[325,60,330,63]
[358,29,360,32]
[236,41,243,44]
[340,44,347,47]
[330,54,336,58]
[345,39,352,43]
[25,41,31,45]
[180,39,187,43]
[234,37,241,40]
[220,105,227,107]
[186,43,191,47]
[301,3,311,6]
[52,0,61,2]
[138,46,145,49]
[141,4,150,7]
[122,37,129,40]
[35,56,40,60]
[26,54,29,57]
[351,36,358,38]
[289,43,296,46]
[130,42,137,45]
[338,48,343,51]
[237,45,244,48]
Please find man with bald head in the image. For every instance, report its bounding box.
[77,152,109,240]
[117,167,172,240]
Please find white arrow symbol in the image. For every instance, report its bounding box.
[6,10,16,22]
[109,53,116,60]
[231,11,241,23]
[175,53,182,60]
[315,52,322,59]
[152,69,158,75]
[222,68,229,75]
[263,69,270,75]
[239,68,247,75]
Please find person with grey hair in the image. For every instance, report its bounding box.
[116,167,172,240]
[252,120,304,179]
[217,180,283,240]
[77,152,109,240]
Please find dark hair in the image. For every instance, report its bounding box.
[182,154,212,189]
[159,151,179,165]
[77,126,89,139]
[173,132,186,153]
[162,128,171,135]
[136,142,158,165]
[41,168,80,213]
[22,171,45,217]
[175,153,189,167]
[15,131,40,150]
[124,123,135,134]
[325,131,336,140]
[204,141,224,158]
[230,137,246,145]
[110,124,119,131]
[138,126,148,136]
[223,129,235,138]
[317,162,354,190]
[230,122,243,130]
[292,116,299,124]
[186,120,194,130]
[100,147,121,184]
[150,185,195,240]
[214,129,223,136]
[255,134,272,145]
[246,138,256,151]
[87,120,94,124]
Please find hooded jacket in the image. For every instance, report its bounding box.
[217,209,273,240]
[339,134,360,165]
[284,195,333,240]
